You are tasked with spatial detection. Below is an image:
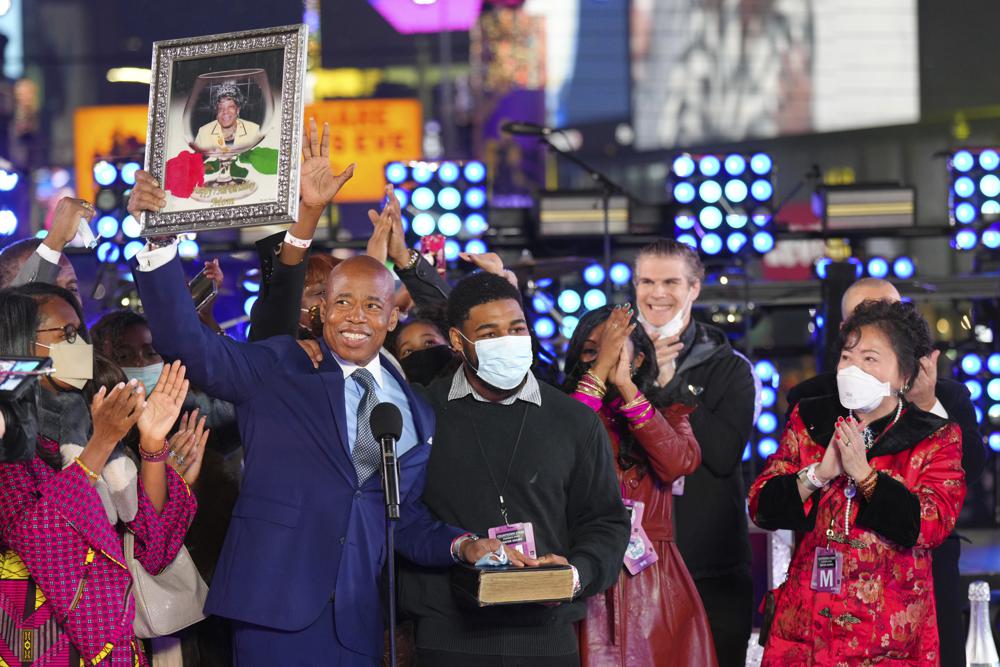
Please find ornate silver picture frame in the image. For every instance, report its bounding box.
[141,24,307,235]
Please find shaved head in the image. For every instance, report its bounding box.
[841,278,901,319]
[321,255,399,364]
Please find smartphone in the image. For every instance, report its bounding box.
[188,267,218,311]
[0,357,53,400]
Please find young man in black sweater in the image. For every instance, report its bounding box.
[400,272,630,667]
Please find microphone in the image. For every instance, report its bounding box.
[501,120,554,137]
[370,403,403,520]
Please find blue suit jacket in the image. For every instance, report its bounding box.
[133,256,461,658]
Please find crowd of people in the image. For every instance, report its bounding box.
[0,119,985,667]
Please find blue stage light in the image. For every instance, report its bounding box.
[988,379,1000,401]
[981,174,1000,198]
[892,256,915,279]
[677,233,697,249]
[93,161,117,186]
[963,354,984,375]
[178,239,200,259]
[558,290,582,314]
[980,149,1000,171]
[123,240,144,261]
[532,293,554,314]
[243,296,257,317]
[725,179,748,203]
[727,232,748,253]
[749,153,772,175]
[561,316,579,338]
[760,386,776,409]
[752,231,775,253]
[952,150,974,172]
[464,187,487,209]
[438,187,462,210]
[866,257,889,279]
[983,200,1000,216]
[394,188,409,208]
[699,180,722,204]
[955,203,977,224]
[463,161,486,183]
[241,269,261,294]
[987,353,1000,374]
[725,154,747,176]
[699,206,723,229]
[975,406,984,424]
[96,215,118,238]
[464,213,489,235]
[954,229,978,250]
[699,155,721,177]
[583,264,606,287]
[0,169,17,192]
[726,212,748,229]
[742,443,752,462]
[464,239,487,255]
[755,360,777,384]
[0,210,17,236]
[990,404,1000,425]
[673,182,697,204]
[982,228,1000,249]
[584,289,607,310]
[672,155,696,178]
[385,162,408,184]
[757,411,778,434]
[444,239,460,261]
[816,314,825,328]
[121,215,141,239]
[533,317,556,339]
[34,229,47,239]
[815,257,832,279]
[675,212,696,230]
[400,215,409,233]
[751,207,772,226]
[700,233,723,255]
[609,263,632,285]
[412,163,433,184]
[847,257,864,278]
[757,437,779,458]
[438,161,460,183]
[965,380,983,402]
[989,432,1000,453]
[96,241,120,263]
[412,187,435,210]
[411,213,436,236]
[437,212,462,236]
[751,179,773,201]
[954,176,976,198]
[120,162,140,186]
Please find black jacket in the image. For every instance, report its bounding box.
[786,373,985,485]
[649,321,757,579]
[248,231,451,341]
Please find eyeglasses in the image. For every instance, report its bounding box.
[36,324,79,344]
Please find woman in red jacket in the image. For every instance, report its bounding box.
[564,304,717,667]
[748,299,966,666]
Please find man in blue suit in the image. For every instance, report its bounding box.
[128,174,513,665]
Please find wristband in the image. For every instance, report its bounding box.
[804,463,830,490]
[74,457,100,483]
[283,231,312,249]
[451,533,480,561]
[139,440,171,463]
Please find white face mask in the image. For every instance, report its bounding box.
[121,361,164,394]
[460,332,533,390]
[37,339,94,390]
[640,294,690,338]
[837,365,892,413]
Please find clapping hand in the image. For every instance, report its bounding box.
[137,360,190,450]
[89,381,145,451]
[367,184,408,266]
[833,415,872,482]
[590,305,635,386]
[301,117,355,208]
[168,409,210,485]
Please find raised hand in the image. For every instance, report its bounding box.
[169,409,210,486]
[301,117,355,208]
[137,360,190,448]
[367,184,408,265]
[127,171,167,218]
[89,381,145,450]
[905,350,939,412]
[591,305,636,385]
[609,344,639,403]
[46,197,96,252]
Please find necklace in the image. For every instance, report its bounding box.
[849,398,903,451]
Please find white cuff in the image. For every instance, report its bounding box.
[135,241,179,272]
[571,565,581,596]
[284,231,312,249]
[929,398,948,419]
[35,243,62,265]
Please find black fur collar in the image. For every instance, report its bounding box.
[797,395,950,457]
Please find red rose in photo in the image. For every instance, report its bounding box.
[164,150,206,198]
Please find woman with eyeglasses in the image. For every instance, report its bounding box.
[0,288,197,666]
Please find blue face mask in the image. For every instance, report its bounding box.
[460,332,533,390]
[121,361,164,394]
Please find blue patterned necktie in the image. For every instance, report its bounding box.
[351,368,381,484]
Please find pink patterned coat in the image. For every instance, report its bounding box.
[0,439,196,666]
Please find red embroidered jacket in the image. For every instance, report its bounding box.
[0,439,196,666]
[748,400,966,666]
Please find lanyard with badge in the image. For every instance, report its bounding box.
[467,402,538,559]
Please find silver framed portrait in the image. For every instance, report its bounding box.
[141,24,307,235]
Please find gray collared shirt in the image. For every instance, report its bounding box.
[447,367,542,406]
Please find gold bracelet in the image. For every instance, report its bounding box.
[621,393,650,411]
[74,457,100,483]
[583,370,607,393]
[626,404,654,422]
[575,384,606,399]
[859,470,879,501]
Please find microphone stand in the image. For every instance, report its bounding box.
[380,434,402,667]
[537,135,640,297]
